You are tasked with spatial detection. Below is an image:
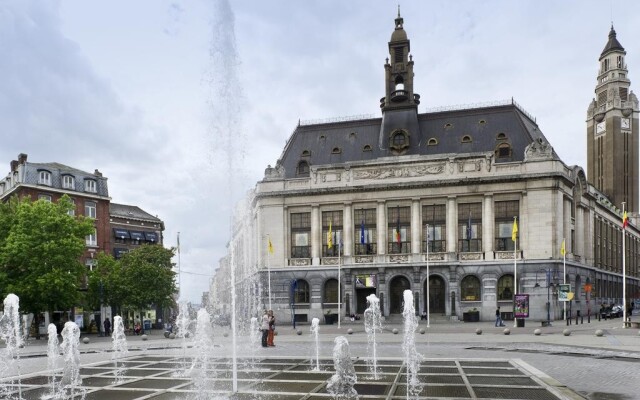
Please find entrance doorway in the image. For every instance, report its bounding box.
[424,276,446,315]
[356,288,377,314]
[389,276,411,314]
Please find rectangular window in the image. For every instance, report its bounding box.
[322,210,343,257]
[85,201,97,219]
[494,200,519,251]
[38,194,52,202]
[388,206,411,254]
[84,179,97,193]
[62,175,75,190]
[290,212,311,259]
[86,229,97,247]
[354,208,377,255]
[458,203,482,252]
[38,171,51,186]
[422,204,446,252]
[67,198,75,216]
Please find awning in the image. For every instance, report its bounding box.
[113,228,131,239]
[144,231,157,242]
[129,231,145,241]
[113,248,128,259]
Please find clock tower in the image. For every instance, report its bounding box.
[587,26,640,212]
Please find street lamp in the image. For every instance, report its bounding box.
[535,268,557,326]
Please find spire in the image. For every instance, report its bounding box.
[601,25,625,57]
[391,6,407,43]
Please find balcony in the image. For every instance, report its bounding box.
[390,89,408,102]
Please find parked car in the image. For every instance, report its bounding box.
[610,305,623,318]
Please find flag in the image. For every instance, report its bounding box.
[511,218,518,242]
[623,211,629,229]
[268,236,274,255]
[395,206,401,245]
[560,238,565,256]
[360,219,365,244]
[327,220,333,249]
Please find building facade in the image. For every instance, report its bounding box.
[212,15,640,325]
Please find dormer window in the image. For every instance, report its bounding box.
[428,138,438,146]
[495,143,512,159]
[389,129,409,153]
[461,135,472,143]
[332,147,341,154]
[479,119,487,125]
[444,123,453,130]
[496,133,507,140]
[363,144,372,152]
[38,170,51,186]
[301,150,311,157]
[296,161,310,177]
[62,175,75,190]
[84,179,97,193]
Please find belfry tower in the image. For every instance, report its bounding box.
[379,9,421,154]
[587,26,640,212]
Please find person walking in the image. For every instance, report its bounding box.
[267,310,276,347]
[495,307,504,327]
[103,317,111,337]
[261,310,269,348]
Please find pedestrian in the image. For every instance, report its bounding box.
[267,310,276,347]
[104,317,111,337]
[495,307,504,327]
[261,310,269,347]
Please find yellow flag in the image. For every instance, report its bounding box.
[327,220,333,249]
[267,236,274,255]
[511,218,518,242]
[560,238,565,256]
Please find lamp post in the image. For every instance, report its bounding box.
[535,268,557,326]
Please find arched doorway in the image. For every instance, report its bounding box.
[389,276,411,314]
[424,276,446,315]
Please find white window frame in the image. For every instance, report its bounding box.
[84,179,97,193]
[68,199,76,216]
[62,175,75,190]
[39,171,52,186]
[86,229,97,247]
[38,194,52,202]
[85,201,97,219]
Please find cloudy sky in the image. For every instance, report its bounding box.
[2,0,640,303]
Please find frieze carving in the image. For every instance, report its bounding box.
[290,258,310,266]
[263,163,285,180]
[459,252,483,261]
[495,251,521,260]
[322,258,339,265]
[389,254,409,263]
[524,138,553,161]
[425,253,445,261]
[353,163,445,180]
[355,256,374,263]
[458,160,483,173]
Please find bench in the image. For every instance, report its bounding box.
[623,321,640,328]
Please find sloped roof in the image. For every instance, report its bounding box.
[601,26,625,57]
[110,202,161,223]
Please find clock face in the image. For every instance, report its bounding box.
[622,118,630,129]
[596,121,606,134]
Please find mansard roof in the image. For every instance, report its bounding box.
[110,202,162,223]
[276,100,555,179]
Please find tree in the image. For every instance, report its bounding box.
[0,195,95,336]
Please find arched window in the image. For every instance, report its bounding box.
[324,279,338,304]
[496,132,507,140]
[394,76,404,90]
[301,150,310,157]
[38,170,52,186]
[461,275,481,301]
[363,144,372,152]
[294,279,310,303]
[332,147,341,154]
[497,274,514,300]
[461,135,472,143]
[389,129,409,152]
[495,143,512,159]
[428,138,438,146]
[393,132,406,146]
[296,161,310,177]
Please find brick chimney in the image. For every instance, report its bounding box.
[17,153,27,164]
[94,169,102,177]
[10,160,18,172]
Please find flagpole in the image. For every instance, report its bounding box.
[426,224,430,328]
[267,236,272,311]
[338,240,341,330]
[563,237,566,322]
[513,217,517,328]
[177,231,181,301]
[622,202,627,327]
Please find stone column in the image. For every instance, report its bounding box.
[447,196,457,254]
[343,202,353,258]
[576,206,584,258]
[483,194,494,259]
[557,192,565,260]
[311,204,320,265]
[377,201,387,256]
[411,198,421,260]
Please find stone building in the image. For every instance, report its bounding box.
[215,14,640,325]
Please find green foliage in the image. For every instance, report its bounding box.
[0,195,95,315]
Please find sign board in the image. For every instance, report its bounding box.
[355,274,377,288]
[514,294,529,318]
[558,284,571,302]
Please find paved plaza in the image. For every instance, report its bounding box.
[2,317,639,399]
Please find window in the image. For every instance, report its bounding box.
[322,210,343,257]
[354,208,377,255]
[496,133,507,140]
[38,170,51,186]
[332,147,341,154]
[84,179,97,193]
[392,132,406,146]
[461,135,472,143]
[324,279,338,304]
[67,199,76,216]
[444,123,453,129]
[394,75,404,90]
[38,194,52,202]
[388,206,411,254]
[296,161,310,177]
[458,203,482,252]
[479,119,487,125]
[363,144,372,152]
[301,150,310,157]
[293,279,310,303]
[389,130,409,152]
[617,55,623,68]
[603,58,610,72]
[497,274,514,300]
[85,201,97,219]
[86,229,97,247]
[495,143,512,159]
[461,275,481,301]
[494,200,519,251]
[62,175,75,190]
[423,204,446,252]
[428,138,438,146]
[291,212,311,258]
